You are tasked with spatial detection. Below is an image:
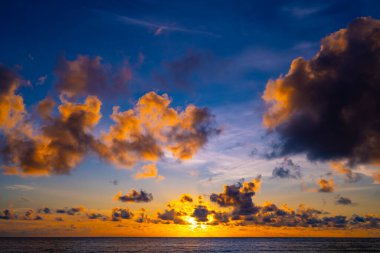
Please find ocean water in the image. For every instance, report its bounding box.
[1,237,379,252]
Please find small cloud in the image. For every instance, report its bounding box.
[134,163,165,181]
[36,75,47,85]
[335,195,356,206]
[5,184,34,191]
[271,158,301,179]
[317,178,335,193]
[114,189,153,203]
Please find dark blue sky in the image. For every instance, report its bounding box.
[2,0,380,109]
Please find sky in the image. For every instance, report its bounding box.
[1,0,380,237]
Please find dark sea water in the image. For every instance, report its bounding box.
[1,237,379,252]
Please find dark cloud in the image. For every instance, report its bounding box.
[114,190,153,203]
[111,208,134,221]
[210,176,261,216]
[55,207,85,215]
[0,65,19,95]
[87,213,108,221]
[262,17,380,166]
[55,55,131,98]
[271,158,301,179]
[0,209,17,220]
[192,205,209,222]
[335,195,355,206]
[38,207,51,214]
[179,194,193,203]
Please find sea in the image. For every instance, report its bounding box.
[1,237,379,252]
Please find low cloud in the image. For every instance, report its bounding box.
[56,207,85,215]
[335,195,355,206]
[114,189,153,203]
[210,176,261,216]
[112,208,134,221]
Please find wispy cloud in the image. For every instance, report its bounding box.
[95,10,218,37]
[5,184,34,191]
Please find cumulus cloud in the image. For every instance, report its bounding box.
[1,95,102,176]
[271,158,301,179]
[1,64,218,177]
[114,189,153,203]
[210,176,261,216]
[192,205,209,222]
[262,17,380,166]
[317,178,334,193]
[96,91,220,168]
[112,208,134,221]
[55,55,132,98]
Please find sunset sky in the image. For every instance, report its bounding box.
[1,0,380,237]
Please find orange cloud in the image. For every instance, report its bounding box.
[134,163,164,181]
[97,91,219,168]
[317,178,335,193]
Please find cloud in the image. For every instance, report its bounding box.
[271,158,301,179]
[38,207,51,214]
[317,178,334,193]
[36,75,47,85]
[0,209,17,220]
[330,161,362,183]
[114,189,153,203]
[262,17,380,166]
[87,212,108,221]
[179,194,193,203]
[96,91,220,168]
[112,208,134,221]
[55,207,85,215]
[0,65,25,132]
[192,205,209,222]
[1,87,218,176]
[210,176,261,216]
[335,195,355,206]
[5,184,34,191]
[134,163,164,181]
[37,97,56,120]
[55,55,131,98]
[1,95,102,176]
[372,169,380,183]
[98,10,218,37]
